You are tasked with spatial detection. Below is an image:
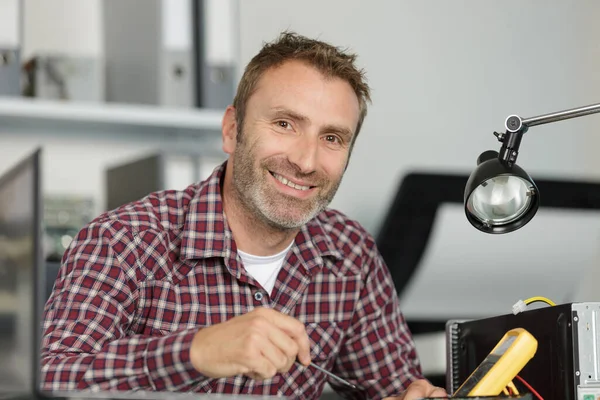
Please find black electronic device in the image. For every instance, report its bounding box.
[0,148,43,397]
[447,302,600,400]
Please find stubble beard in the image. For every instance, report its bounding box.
[231,135,343,231]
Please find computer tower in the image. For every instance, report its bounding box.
[446,302,600,400]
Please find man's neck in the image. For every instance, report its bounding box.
[221,166,298,256]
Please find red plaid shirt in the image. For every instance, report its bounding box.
[41,163,422,399]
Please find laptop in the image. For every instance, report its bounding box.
[0,149,279,400]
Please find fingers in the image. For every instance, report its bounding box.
[237,328,281,380]
[265,324,300,372]
[189,308,311,380]
[401,379,448,400]
[246,353,278,380]
[253,308,311,366]
[240,310,307,379]
[429,387,448,398]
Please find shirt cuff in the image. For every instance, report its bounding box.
[144,328,210,391]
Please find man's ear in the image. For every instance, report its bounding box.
[222,106,237,155]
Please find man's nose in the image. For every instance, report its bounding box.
[288,134,318,174]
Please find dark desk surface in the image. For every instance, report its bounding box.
[0,391,287,400]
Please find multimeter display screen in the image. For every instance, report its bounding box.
[454,333,525,397]
[453,354,501,397]
[492,335,516,355]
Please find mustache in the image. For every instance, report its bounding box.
[262,158,327,186]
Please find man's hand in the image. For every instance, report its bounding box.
[385,379,448,400]
[189,307,311,380]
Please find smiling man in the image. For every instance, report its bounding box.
[41,32,447,400]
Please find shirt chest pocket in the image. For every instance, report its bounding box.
[278,321,344,398]
[306,321,344,364]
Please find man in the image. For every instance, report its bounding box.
[41,32,447,400]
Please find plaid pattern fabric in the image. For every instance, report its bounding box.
[41,163,422,399]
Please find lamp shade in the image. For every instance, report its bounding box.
[464,151,539,233]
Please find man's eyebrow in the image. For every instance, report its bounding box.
[270,107,309,123]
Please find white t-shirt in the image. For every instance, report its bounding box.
[238,241,294,296]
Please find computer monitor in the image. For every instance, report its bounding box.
[0,148,43,396]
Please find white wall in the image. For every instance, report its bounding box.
[238,0,600,235]
[22,0,103,59]
[0,0,20,48]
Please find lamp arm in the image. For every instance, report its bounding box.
[496,102,600,167]
[508,102,600,131]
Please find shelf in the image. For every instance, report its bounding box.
[0,97,225,140]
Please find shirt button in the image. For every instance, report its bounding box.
[254,291,264,302]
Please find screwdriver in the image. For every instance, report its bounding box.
[298,361,358,390]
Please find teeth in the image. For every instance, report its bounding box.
[274,173,310,191]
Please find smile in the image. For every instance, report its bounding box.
[270,172,313,191]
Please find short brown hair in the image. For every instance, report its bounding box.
[233,31,371,147]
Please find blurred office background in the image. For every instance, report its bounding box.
[2,0,600,396]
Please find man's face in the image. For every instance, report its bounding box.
[223,60,360,230]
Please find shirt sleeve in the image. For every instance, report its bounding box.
[330,238,424,400]
[40,219,209,392]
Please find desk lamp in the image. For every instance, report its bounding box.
[464,102,600,233]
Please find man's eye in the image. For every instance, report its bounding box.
[276,121,290,129]
[324,135,340,143]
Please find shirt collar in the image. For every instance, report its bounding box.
[180,162,343,267]
[294,215,343,271]
[180,162,231,261]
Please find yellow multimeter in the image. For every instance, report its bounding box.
[452,327,538,398]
